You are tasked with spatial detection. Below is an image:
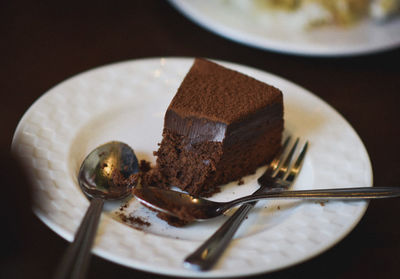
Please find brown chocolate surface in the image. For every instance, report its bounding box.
[169,58,282,124]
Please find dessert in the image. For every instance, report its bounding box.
[142,58,284,197]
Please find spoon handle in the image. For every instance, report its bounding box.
[227,186,400,207]
[54,198,104,279]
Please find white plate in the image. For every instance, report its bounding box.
[169,0,400,56]
[12,57,372,277]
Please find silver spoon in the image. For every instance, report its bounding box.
[134,185,400,222]
[54,141,139,279]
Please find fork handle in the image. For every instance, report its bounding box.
[184,184,276,270]
[184,181,269,271]
[184,202,254,271]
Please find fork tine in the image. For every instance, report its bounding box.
[285,141,309,183]
[257,136,291,185]
[274,137,299,179]
[269,136,291,172]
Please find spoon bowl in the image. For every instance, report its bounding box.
[78,141,139,200]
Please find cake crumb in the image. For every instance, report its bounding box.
[119,202,129,211]
[277,205,281,210]
[139,160,151,173]
[116,212,151,230]
[238,178,244,185]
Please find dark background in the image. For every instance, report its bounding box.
[1,1,399,278]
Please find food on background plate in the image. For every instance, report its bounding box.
[137,58,283,225]
[230,0,400,29]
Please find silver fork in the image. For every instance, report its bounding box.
[184,137,309,271]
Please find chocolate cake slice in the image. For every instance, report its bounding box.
[144,58,283,197]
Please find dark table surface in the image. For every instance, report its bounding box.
[1,1,400,278]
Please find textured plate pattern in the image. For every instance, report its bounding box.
[12,58,372,278]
